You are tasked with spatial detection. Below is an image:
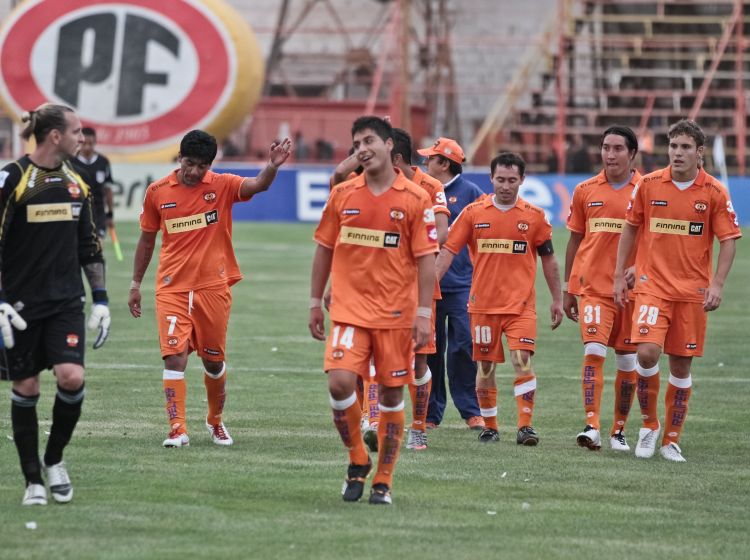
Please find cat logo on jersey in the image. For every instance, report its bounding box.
[693,200,708,213]
[390,208,405,222]
[517,221,529,232]
[203,191,216,202]
[340,226,400,248]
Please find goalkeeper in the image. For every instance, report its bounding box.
[0,103,110,506]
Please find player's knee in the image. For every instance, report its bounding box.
[54,364,84,391]
[328,369,357,399]
[12,376,40,397]
[636,344,660,369]
[511,350,533,374]
[164,353,188,372]
[378,385,404,408]
[202,359,224,376]
[478,360,495,379]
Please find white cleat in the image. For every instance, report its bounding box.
[22,483,48,506]
[163,430,190,448]
[609,430,630,452]
[635,424,661,458]
[43,460,73,503]
[206,422,233,446]
[576,425,601,450]
[660,442,686,462]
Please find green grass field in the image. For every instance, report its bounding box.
[1,222,748,560]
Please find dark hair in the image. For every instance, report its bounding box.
[179,129,218,164]
[668,119,705,147]
[490,151,526,176]
[351,115,393,142]
[435,155,463,176]
[82,127,96,138]
[391,128,412,164]
[600,125,638,155]
[20,103,75,143]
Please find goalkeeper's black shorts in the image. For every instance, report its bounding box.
[1,298,85,381]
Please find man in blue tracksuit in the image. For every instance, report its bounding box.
[418,138,485,429]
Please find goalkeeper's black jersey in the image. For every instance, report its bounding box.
[0,156,103,311]
[71,153,113,233]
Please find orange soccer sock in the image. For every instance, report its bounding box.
[636,361,660,430]
[663,374,692,446]
[373,403,405,488]
[476,387,499,431]
[330,393,369,466]
[163,370,187,433]
[364,379,380,426]
[204,364,227,426]
[514,373,537,428]
[409,368,432,430]
[612,368,637,434]
[581,349,605,429]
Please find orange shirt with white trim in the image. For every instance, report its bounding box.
[444,195,552,315]
[314,169,438,329]
[140,170,247,294]
[567,169,642,297]
[626,166,741,302]
[412,166,450,299]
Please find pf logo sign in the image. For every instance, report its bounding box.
[0,0,263,162]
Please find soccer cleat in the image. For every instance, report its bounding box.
[43,461,73,503]
[163,429,190,448]
[478,428,500,443]
[516,426,539,446]
[466,416,485,430]
[660,442,686,462]
[341,458,373,502]
[576,425,601,450]
[635,424,660,458]
[206,421,234,446]
[368,483,392,505]
[406,428,427,450]
[610,430,630,452]
[22,483,47,506]
[363,424,378,453]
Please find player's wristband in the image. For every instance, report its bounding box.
[105,211,114,219]
[416,306,432,319]
[130,280,141,291]
[92,289,109,305]
[561,281,568,292]
[309,297,323,309]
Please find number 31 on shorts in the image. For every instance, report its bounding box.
[637,305,659,326]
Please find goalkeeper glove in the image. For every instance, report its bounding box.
[0,300,27,349]
[88,289,110,349]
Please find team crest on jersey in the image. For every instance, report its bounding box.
[332,349,344,360]
[390,208,406,221]
[203,191,216,202]
[67,183,81,198]
[693,200,708,213]
[587,201,604,207]
[639,326,649,335]
[480,347,489,354]
[586,326,597,334]
[517,220,529,232]
[168,337,178,346]
[448,196,458,204]
[66,333,79,347]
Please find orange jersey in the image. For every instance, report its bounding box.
[626,166,741,302]
[567,169,642,297]
[140,170,247,294]
[329,171,359,190]
[314,169,438,328]
[444,195,552,315]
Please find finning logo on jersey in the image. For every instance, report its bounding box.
[340,226,401,248]
[650,200,668,206]
[165,209,219,233]
[203,191,216,202]
[27,203,80,222]
[589,218,625,233]
[390,208,405,221]
[477,239,527,254]
[650,218,703,236]
[693,200,708,213]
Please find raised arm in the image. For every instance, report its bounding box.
[239,138,292,199]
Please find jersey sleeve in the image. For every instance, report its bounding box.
[410,192,439,258]
[432,186,450,217]
[78,188,104,265]
[313,190,340,249]
[566,186,586,233]
[712,187,742,241]
[534,211,554,249]
[443,206,473,255]
[626,180,645,226]
[140,185,162,233]
[219,173,245,203]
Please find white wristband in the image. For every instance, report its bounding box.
[561,281,568,291]
[417,306,431,319]
[309,297,323,309]
[130,280,141,290]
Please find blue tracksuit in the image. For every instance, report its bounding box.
[426,174,485,424]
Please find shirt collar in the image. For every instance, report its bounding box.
[662,166,706,186]
[168,169,217,187]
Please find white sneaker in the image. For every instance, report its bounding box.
[163,430,190,448]
[635,424,661,458]
[22,483,47,506]
[406,428,427,450]
[43,460,73,503]
[206,422,233,446]
[576,425,601,450]
[660,442,686,462]
[609,430,630,452]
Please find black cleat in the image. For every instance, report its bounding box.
[368,483,392,505]
[341,458,372,502]
[478,428,500,443]
[516,425,539,446]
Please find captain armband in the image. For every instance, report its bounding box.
[537,239,554,256]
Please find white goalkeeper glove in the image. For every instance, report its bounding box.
[88,290,110,349]
[0,301,27,349]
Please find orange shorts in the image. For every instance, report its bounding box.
[155,285,232,360]
[630,294,707,357]
[416,300,438,356]
[324,322,415,387]
[470,307,536,363]
[578,295,637,352]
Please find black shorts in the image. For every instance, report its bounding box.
[2,300,85,381]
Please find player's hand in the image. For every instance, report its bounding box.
[0,301,27,349]
[563,292,579,322]
[412,316,431,350]
[128,288,142,318]
[309,307,326,340]
[269,138,292,168]
[613,273,629,307]
[624,266,636,289]
[550,301,564,330]
[703,283,723,312]
[323,287,332,311]
[88,304,111,349]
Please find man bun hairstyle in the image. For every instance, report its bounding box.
[20,103,75,144]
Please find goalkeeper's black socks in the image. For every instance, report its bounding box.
[44,383,85,466]
[11,390,43,485]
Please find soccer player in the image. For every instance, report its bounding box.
[309,116,437,505]
[0,103,110,505]
[436,152,563,445]
[564,126,642,451]
[70,127,115,239]
[614,119,741,462]
[418,137,485,430]
[128,130,291,448]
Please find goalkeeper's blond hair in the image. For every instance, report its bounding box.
[20,103,75,144]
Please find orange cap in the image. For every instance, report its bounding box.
[417,137,465,164]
